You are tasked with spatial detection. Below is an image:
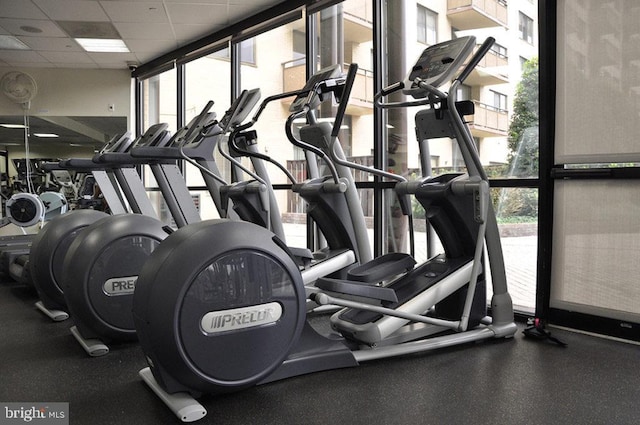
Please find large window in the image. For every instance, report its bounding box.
[140,68,177,225]
[238,15,308,246]
[314,0,375,253]
[136,0,539,314]
[519,12,534,44]
[491,90,508,111]
[382,0,539,312]
[183,50,232,220]
[417,5,437,45]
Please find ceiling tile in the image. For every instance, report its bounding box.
[0,18,68,37]
[101,1,168,24]
[228,2,271,23]
[0,0,49,19]
[114,22,173,39]
[32,0,110,21]
[0,49,49,63]
[17,35,81,51]
[2,62,52,68]
[165,3,228,25]
[87,51,137,63]
[38,50,95,63]
[125,37,177,52]
[172,24,219,43]
[133,50,165,63]
[56,21,121,38]
[51,62,96,68]
[0,0,285,69]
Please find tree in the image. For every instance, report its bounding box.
[507,57,539,178]
[495,57,539,220]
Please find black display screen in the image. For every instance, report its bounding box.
[289,65,342,113]
[220,88,261,130]
[403,36,476,97]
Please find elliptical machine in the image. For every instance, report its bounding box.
[131,64,369,421]
[28,127,169,322]
[132,37,517,423]
[0,132,135,285]
[59,92,289,357]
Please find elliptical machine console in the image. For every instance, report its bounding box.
[288,65,342,112]
[402,36,475,97]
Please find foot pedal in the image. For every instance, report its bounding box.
[139,367,207,422]
[346,252,416,283]
[70,325,109,357]
[35,301,69,322]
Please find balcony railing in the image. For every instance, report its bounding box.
[447,0,508,29]
[469,100,508,137]
[463,45,509,86]
[481,46,508,69]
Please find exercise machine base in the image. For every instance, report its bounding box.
[35,301,69,322]
[139,367,207,423]
[70,325,109,357]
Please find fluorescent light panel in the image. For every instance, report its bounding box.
[75,38,129,53]
[0,124,28,129]
[0,35,30,50]
[34,133,59,138]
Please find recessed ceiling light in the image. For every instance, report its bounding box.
[0,35,30,50]
[0,124,28,129]
[75,38,130,53]
[20,25,43,34]
[34,133,59,138]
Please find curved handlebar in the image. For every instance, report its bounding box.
[374,77,449,110]
[182,100,214,142]
[228,129,298,185]
[380,81,405,97]
[456,37,495,84]
[331,64,358,138]
[374,91,438,110]
[330,65,407,184]
[252,90,305,123]
[284,110,342,185]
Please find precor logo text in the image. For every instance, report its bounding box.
[103,276,137,296]
[200,302,282,334]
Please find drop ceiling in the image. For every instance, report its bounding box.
[0,0,285,152]
[0,0,284,70]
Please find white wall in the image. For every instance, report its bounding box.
[0,67,131,161]
[0,68,130,117]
